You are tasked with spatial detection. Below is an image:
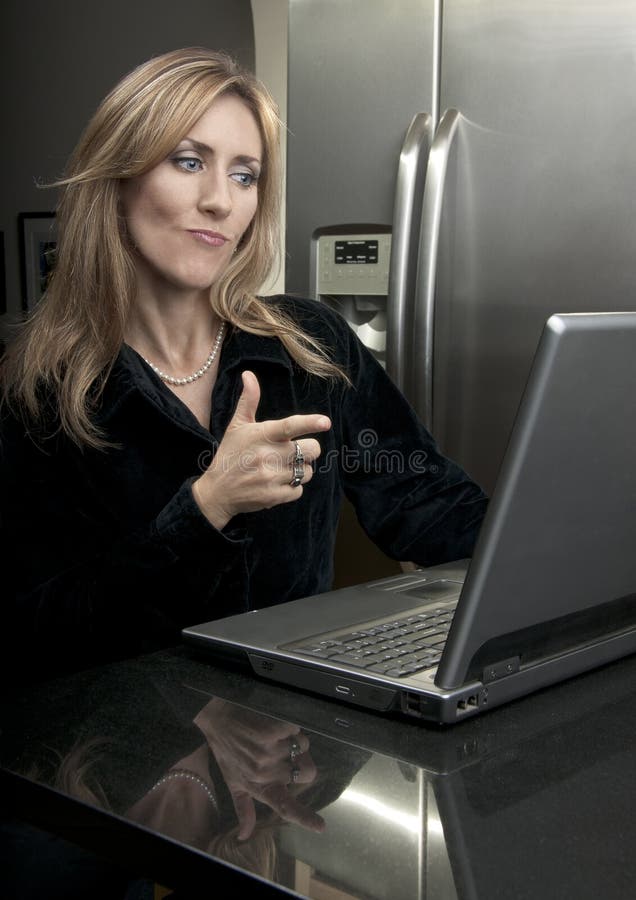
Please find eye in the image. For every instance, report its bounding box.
[230,170,259,188]
[173,156,204,173]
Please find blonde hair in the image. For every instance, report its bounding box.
[1,48,342,448]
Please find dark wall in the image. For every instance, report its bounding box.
[0,0,255,324]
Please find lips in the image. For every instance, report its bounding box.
[188,229,229,248]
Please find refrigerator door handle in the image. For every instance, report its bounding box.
[413,108,461,430]
[386,112,433,394]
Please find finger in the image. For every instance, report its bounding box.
[231,790,257,841]
[232,743,305,785]
[283,441,316,489]
[226,724,305,784]
[258,783,326,833]
[241,742,317,786]
[263,413,331,444]
[277,732,311,760]
[229,370,261,427]
[273,750,318,787]
[288,438,322,465]
[240,751,311,786]
[287,752,317,785]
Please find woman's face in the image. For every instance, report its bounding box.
[120,93,263,299]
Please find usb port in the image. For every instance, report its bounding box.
[335,684,352,696]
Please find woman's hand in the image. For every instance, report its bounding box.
[194,698,325,840]
[192,370,331,530]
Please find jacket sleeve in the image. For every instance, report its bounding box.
[0,413,248,682]
[332,317,488,566]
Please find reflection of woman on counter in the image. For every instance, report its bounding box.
[128,699,332,879]
[0,47,487,682]
[13,688,369,885]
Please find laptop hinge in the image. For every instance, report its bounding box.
[482,656,520,683]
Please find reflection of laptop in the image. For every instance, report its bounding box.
[176,651,636,899]
[183,313,636,724]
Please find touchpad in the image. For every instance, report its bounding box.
[400,580,463,601]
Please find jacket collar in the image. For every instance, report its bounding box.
[221,324,295,376]
[96,325,294,426]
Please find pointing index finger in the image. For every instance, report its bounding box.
[264,414,331,443]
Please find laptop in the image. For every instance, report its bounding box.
[183,312,636,724]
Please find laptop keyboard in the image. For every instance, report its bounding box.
[287,603,456,678]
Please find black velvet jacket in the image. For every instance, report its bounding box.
[1,297,487,679]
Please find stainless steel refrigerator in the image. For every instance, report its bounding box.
[285,0,636,583]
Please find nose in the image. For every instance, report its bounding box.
[199,168,231,218]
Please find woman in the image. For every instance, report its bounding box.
[0,48,487,681]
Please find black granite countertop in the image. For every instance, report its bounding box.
[2,646,636,899]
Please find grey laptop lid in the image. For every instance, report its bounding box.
[436,311,636,689]
[184,312,636,721]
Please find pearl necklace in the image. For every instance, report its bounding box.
[142,321,226,386]
[150,768,218,809]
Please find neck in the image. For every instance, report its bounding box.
[125,286,221,373]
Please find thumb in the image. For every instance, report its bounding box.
[230,370,260,427]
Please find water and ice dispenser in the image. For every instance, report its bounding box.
[309,227,404,587]
[310,227,391,366]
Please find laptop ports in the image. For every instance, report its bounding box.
[456,693,480,715]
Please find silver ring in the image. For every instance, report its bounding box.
[289,739,302,761]
[290,765,301,783]
[290,441,304,487]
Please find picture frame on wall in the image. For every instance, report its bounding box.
[18,212,57,311]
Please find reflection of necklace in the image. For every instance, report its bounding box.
[142,322,226,386]
[150,768,218,809]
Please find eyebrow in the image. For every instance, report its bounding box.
[178,138,262,168]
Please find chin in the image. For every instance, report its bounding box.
[163,269,224,294]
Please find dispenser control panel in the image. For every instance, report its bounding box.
[315,232,391,296]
